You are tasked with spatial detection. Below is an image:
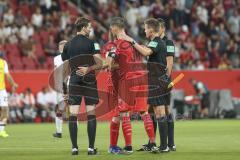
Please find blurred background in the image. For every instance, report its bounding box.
[0,0,240,123]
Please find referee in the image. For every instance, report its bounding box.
[61,17,101,155]
[158,18,176,151]
[137,18,176,152]
[119,18,170,152]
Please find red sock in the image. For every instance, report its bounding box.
[110,119,120,147]
[122,115,132,146]
[141,113,155,143]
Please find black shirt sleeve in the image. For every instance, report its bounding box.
[166,40,175,57]
[147,40,159,54]
[61,42,70,61]
[91,40,101,55]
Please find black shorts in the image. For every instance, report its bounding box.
[68,75,99,105]
[147,74,171,106]
[148,92,171,106]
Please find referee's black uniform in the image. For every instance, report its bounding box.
[147,36,170,151]
[147,36,169,106]
[61,33,100,155]
[62,34,100,106]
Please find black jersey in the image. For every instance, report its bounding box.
[61,34,100,105]
[162,36,175,57]
[147,37,167,67]
[61,34,100,76]
[147,37,170,105]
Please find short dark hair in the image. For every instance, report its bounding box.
[158,18,166,29]
[144,18,160,32]
[75,17,90,32]
[110,17,126,29]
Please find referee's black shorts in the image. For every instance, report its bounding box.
[68,74,99,106]
[147,74,171,107]
[148,92,171,106]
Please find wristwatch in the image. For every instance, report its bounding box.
[131,40,136,46]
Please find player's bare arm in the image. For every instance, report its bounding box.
[76,49,120,76]
[76,54,108,76]
[5,73,18,90]
[166,56,174,76]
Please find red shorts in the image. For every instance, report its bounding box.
[113,72,148,115]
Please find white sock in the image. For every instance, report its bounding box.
[0,121,5,132]
[55,117,63,133]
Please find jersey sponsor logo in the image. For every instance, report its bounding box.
[167,45,175,53]
[148,41,158,48]
[94,43,100,50]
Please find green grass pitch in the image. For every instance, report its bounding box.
[0,120,240,160]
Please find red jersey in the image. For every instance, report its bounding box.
[102,40,148,113]
[114,39,146,80]
[100,41,120,88]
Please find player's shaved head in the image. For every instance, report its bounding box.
[110,17,126,29]
[75,17,90,32]
[144,18,160,33]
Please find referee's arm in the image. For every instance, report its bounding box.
[60,42,71,83]
[166,40,175,76]
[118,34,153,56]
[76,42,108,75]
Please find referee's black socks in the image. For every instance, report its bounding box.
[158,116,168,150]
[87,115,96,149]
[167,114,175,147]
[69,116,78,149]
[151,113,157,135]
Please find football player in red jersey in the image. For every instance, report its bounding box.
[106,17,158,154]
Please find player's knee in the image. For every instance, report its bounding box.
[69,105,79,115]
[165,105,171,115]
[120,111,129,117]
[154,105,166,118]
[112,116,120,123]
[86,105,95,116]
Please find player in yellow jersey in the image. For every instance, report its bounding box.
[0,52,18,138]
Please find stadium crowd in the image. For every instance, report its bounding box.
[0,0,239,71]
[82,0,240,69]
[8,86,58,123]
